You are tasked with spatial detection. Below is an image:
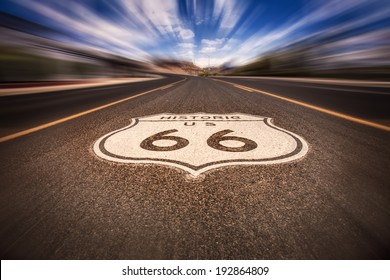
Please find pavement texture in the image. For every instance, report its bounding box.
[0,75,389,259]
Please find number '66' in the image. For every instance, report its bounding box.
[140,129,257,152]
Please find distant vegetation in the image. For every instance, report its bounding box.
[0,43,151,82]
[229,51,390,80]
[223,26,390,81]
[198,71,219,77]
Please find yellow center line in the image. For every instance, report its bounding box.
[234,85,253,92]
[215,78,390,132]
[159,84,173,90]
[0,78,186,143]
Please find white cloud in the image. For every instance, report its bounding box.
[17,1,154,59]
[195,56,231,68]
[178,43,196,49]
[222,0,386,66]
[176,28,195,40]
[16,0,193,62]
[199,38,227,53]
[200,47,217,54]
[195,18,204,25]
[195,37,240,67]
[118,0,180,36]
[213,0,243,30]
[202,38,226,47]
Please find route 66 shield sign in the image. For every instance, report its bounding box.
[93,113,308,176]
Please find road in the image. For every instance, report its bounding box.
[0,75,389,259]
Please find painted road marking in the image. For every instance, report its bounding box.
[215,79,390,132]
[94,113,308,177]
[0,79,185,143]
[234,85,253,92]
[159,84,173,90]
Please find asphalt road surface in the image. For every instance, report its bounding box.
[0,75,389,259]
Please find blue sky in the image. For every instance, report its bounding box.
[1,0,389,67]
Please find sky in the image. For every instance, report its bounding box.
[1,0,389,68]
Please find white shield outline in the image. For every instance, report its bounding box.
[93,113,309,177]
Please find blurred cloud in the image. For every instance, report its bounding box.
[220,0,390,66]
[213,0,244,29]
[176,27,195,40]
[200,38,226,54]
[178,43,197,49]
[2,0,389,69]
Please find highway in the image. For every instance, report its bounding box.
[0,75,389,259]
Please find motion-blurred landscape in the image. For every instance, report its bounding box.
[0,11,202,82]
[1,0,389,82]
